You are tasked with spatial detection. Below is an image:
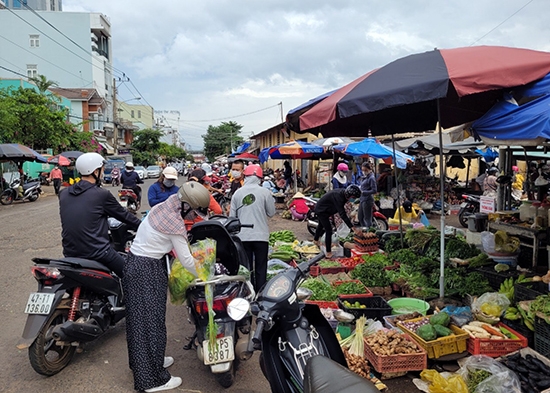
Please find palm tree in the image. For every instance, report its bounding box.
[31,74,58,94]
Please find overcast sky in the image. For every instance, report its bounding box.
[64,0,549,150]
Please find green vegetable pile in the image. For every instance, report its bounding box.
[300,278,337,301]
[269,230,296,246]
[335,281,367,295]
[444,237,480,261]
[269,243,300,262]
[466,369,492,393]
[382,235,403,254]
[351,254,393,288]
[318,260,342,268]
[404,227,440,253]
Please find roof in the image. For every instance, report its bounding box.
[50,88,104,105]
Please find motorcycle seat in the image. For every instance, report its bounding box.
[59,257,111,273]
[22,181,39,191]
[304,355,378,393]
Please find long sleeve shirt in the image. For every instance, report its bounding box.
[360,172,377,202]
[314,189,354,229]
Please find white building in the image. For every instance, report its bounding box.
[0,10,114,134]
[3,0,62,11]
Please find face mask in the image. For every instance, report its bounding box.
[231,170,242,179]
[126,168,133,172]
[338,170,345,176]
[163,179,175,188]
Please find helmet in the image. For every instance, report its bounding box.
[177,181,210,209]
[201,163,213,175]
[243,164,263,178]
[337,163,349,171]
[162,166,178,180]
[512,165,519,172]
[75,152,106,175]
[189,169,206,182]
[125,162,134,169]
[344,184,361,199]
[488,167,498,175]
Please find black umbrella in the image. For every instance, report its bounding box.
[60,151,84,159]
[0,143,47,163]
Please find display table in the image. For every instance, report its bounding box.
[487,222,547,267]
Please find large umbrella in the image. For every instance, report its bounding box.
[259,140,324,163]
[60,151,84,159]
[333,138,414,169]
[299,45,550,298]
[235,152,259,160]
[0,144,47,163]
[48,154,72,166]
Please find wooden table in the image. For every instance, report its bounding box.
[487,222,547,267]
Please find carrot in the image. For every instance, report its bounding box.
[481,324,505,338]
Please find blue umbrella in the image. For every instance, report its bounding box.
[333,138,414,169]
[259,140,324,163]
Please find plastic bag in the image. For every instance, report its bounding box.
[480,231,495,253]
[457,355,521,393]
[420,369,468,393]
[190,238,217,281]
[472,292,510,318]
[440,305,472,327]
[419,211,430,227]
[168,259,195,305]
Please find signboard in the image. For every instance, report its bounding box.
[480,196,495,213]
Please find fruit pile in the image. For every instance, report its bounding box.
[354,230,379,253]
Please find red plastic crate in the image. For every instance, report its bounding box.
[333,280,373,298]
[467,322,528,357]
[309,264,346,277]
[336,256,364,271]
[305,300,338,309]
[364,334,427,373]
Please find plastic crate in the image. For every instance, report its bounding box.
[333,280,373,299]
[535,316,550,358]
[337,296,392,320]
[309,263,346,277]
[474,267,533,291]
[364,334,427,373]
[502,318,534,348]
[467,322,528,357]
[397,317,469,359]
[514,281,549,303]
[336,256,364,271]
[305,300,339,309]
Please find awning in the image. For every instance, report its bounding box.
[99,142,115,154]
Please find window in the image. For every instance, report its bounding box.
[50,0,56,10]
[13,0,21,8]
[26,64,37,78]
[131,110,134,118]
[29,35,40,48]
[138,110,141,119]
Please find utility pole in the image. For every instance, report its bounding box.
[112,77,118,155]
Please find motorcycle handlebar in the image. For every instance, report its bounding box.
[252,319,265,345]
[241,224,254,228]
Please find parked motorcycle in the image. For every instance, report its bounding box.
[183,216,255,388]
[226,253,357,393]
[17,223,135,376]
[118,187,140,214]
[458,193,481,228]
[305,197,388,235]
[0,177,41,205]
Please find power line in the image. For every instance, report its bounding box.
[181,103,281,122]
[469,0,535,46]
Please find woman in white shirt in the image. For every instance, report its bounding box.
[123,182,210,393]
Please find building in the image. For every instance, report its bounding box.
[3,0,62,11]
[117,101,154,130]
[0,10,114,136]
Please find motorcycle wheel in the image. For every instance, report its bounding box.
[373,217,388,231]
[214,361,236,388]
[458,206,476,228]
[28,309,76,376]
[28,191,39,202]
[0,190,14,205]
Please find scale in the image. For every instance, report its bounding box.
[333,309,355,339]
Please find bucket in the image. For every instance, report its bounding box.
[475,213,488,232]
[387,298,430,316]
[468,215,477,232]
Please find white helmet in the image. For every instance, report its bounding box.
[177,181,210,209]
[125,162,134,169]
[162,166,178,180]
[75,153,106,176]
[201,163,213,175]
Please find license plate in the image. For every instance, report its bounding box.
[119,200,127,208]
[203,336,234,365]
[460,202,467,208]
[24,293,55,314]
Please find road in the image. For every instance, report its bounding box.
[0,178,425,393]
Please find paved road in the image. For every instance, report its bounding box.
[0,179,428,393]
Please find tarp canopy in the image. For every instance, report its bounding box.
[333,138,414,169]
[259,140,325,163]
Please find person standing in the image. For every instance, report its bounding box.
[283,161,293,191]
[229,159,245,197]
[230,164,275,292]
[313,185,362,258]
[49,164,63,195]
[121,162,144,203]
[483,167,498,197]
[59,153,141,278]
[148,167,179,207]
[332,163,351,189]
[359,162,377,228]
[124,182,211,392]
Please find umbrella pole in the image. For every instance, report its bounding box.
[466,158,471,191]
[437,100,445,299]
[391,134,403,248]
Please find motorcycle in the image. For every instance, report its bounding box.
[458,193,481,228]
[0,177,42,205]
[183,216,255,388]
[111,171,120,187]
[118,187,140,214]
[226,253,367,393]
[305,197,388,235]
[17,223,135,376]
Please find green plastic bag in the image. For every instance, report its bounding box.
[168,259,195,305]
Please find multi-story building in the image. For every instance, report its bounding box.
[3,0,62,11]
[0,10,114,138]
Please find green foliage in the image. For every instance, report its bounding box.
[158,142,190,162]
[202,121,244,161]
[351,254,393,287]
[132,128,163,166]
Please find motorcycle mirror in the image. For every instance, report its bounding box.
[296,287,313,301]
[333,309,355,323]
[227,298,250,321]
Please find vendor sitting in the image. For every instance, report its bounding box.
[288,192,309,221]
[393,200,420,223]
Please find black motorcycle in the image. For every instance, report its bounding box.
[458,193,481,227]
[1,177,42,205]
[227,253,360,393]
[17,224,134,376]
[183,216,255,388]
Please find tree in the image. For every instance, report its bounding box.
[31,74,58,94]
[132,128,163,166]
[158,142,189,162]
[202,121,244,161]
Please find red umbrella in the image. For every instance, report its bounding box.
[300,45,550,136]
[235,152,258,160]
[48,154,71,166]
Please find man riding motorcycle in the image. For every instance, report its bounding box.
[59,153,141,277]
[121,162,144,205]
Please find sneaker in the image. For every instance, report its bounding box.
[144,376,182,392]
[163,356,174,368]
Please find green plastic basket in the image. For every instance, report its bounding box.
[387,298,430,316]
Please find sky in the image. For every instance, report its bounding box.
[63,0,550,150]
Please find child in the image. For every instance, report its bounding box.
[288,192,309,221]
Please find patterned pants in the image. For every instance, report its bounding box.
[123,253,171,391]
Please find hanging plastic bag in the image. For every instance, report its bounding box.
[420,369,468,393]
[457,355,521,393]
[168,259,195,305]
[480,231,495,253]
[472,292,510,319]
